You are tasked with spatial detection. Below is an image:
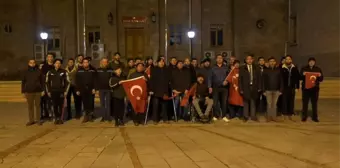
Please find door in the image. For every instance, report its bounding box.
[125,28,145,59]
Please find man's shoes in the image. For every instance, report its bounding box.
[37,120,43,126]
[54,120,58,125]
[134,122,140,126]
[163,120,170,124]
[251,117,259,122]
[58,119,64,125]
[119,119,125,126]
[222,117,230,123]
[243,117,249,122]
[312,118,319,122]
[301,118,307,122]
[100,118,105,122]
[26,121,35,126]
[153,121,159,125]
[82,116,89,123]
[212,117,218,121]
[114,121,119,127]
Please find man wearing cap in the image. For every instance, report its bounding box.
[76,58,96,123]
[300,57,323,122]
[45,59,70,125]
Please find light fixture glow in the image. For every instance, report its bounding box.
[40,32,48,40]
[187,31,195,39]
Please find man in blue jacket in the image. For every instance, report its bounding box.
[208,54,230,122]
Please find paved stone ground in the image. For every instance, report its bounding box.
[0,100,339,168]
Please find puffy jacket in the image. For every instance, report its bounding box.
[76,68,96,92]
[263,67,283,91]
[45,68,70,93]
[21,66,43,93]
[281,64,300,89]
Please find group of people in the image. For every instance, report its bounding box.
[21,52,323,127]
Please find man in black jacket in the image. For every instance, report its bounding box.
[197,58,211,85]
[257,57,267,114]
[41,53,55,120]
[76,58,96,123]
[263,57,283,122]
[149,58,170,124]
[300,57,323,122]
[280,55,300,120]
[171,60,192,120]
[96,58,113,122]
[109,52,125,70]
[22,59,44,126]
[46,59,70,125]
[238,55,262,122]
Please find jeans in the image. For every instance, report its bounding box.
[40,94,52,119]
[228,105,243,119]
[99,90,111,121]
[282,87,296,116]
[26,93,41,122]
[265,91,280,118]
[212,87,228,118]
[173,93,188,119]
[66,85,82,119]
[51,92,64,119]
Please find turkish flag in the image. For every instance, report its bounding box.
[180,83,197,107]
[305,72,321,89]
[145,66,151,78]
[121,76,148,113]
[226,68,243,106]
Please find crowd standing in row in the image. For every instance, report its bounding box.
[21,52,323,127]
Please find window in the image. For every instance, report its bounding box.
[4,23,12,33]
[46,27,61,50]
[169,24,182,46]
[289,15,298,45]
[210,24,223,47]
[87,26,101,45]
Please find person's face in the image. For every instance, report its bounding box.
[135,59,142,65]
[281,59,285,64]
[184,59,190,66]
[265,62,269,68]
[308,60,315,67]
[77,56,84,63]
[101,58,108,67]
[136,64,144,72]
[245,56,253,65]
[82,60,89,68]
[191,60,197,67]
[148,59,153,65]
[230,57,236,64]
[197,77,204,84]
[234,63,240,68]
[258,58,265,66]
[28,60,36,67]
[216,56,223,64]
[204,61,210,67]
[177,62,184,69]
[115,68,122,76]
[285,57,292,65]
[128,60,134,67]
[46,55,54,63]
[170,58,177,66]
[158,60,165,68]
[114,54,120,60]
[269,59,276,67]
[68,60,74,67]
[54,61,61,69]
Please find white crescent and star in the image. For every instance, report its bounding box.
[130,85,143,97]
[310,75,317,80]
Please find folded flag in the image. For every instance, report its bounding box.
[180,83,197,107]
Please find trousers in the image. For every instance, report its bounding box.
[99,90,111,120]
[26,93,41,122]
[66,85,82,119]
[302,87,319,120]
[265,91,280,118]
[51,92,64,119]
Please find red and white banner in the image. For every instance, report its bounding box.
[121,76,148,113]
[305,72,321,89]
[226,68,243,106]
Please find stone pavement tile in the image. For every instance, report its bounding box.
[118,152,135,168]
[63,153,98,168]
[324,161,340,168]
[184,150,217,162]
[165,157,199,168]
[138,154,169,167]
[196,160,229,168]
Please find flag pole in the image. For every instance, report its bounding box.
[172,92,178,122]
[144,95,151,125]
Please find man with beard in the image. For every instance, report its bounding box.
[208,54,229,122]
[257,57,267,114]
[171,60,192,120]
[300,57,323,122]
[109,52,125,70]
[76,58,96,123]
[41,53,55,121]
[280,55,300,121]
[66,58,82,120]
[197,58,211,85]
[129,63,148,126]
[238,55,262,122]
[191,58,198,69]
[127,57,142,78]
[75,54,84,68]
[149,58,170,124]
[184,58,196,84]
[46,59,70,125]
[22,59,44,126]
[96,58,113,122]
[124,58,134,77]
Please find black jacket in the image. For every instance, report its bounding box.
[45,68,70,93]
[195,83,210,98]
[196,67,211,85]
[263,67,283,92]
[149,66,170,98]
[208,64,229,88]
[76,68,96,92]
[185,65,197,84]
[95,67,113,90]
[281,64,300,89]
[171,68,192,92]
[129,71,146,79]
[300,65,323,89]
[41,62,54,75]
[21,66,43,93]
[238,64,262,100]
[109,74,126,99]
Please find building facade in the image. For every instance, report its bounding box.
[0,0,338,78]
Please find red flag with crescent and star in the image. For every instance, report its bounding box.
[180,83,197,107]
[305,72,321,89]
[121,76,148,113]
[145,66,151,78]
[226,67,243,106]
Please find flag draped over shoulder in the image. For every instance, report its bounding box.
[226,68,243,106]
[305,72,321,89]
[121,76,148,113]
[180,83,197,107]
[145,66,151,78]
